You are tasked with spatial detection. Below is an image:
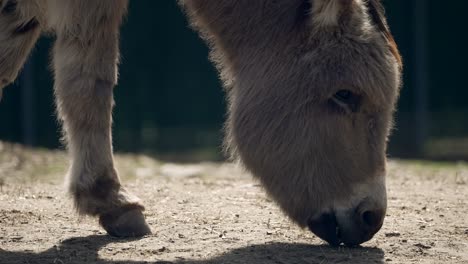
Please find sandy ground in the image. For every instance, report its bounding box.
[0,142,467,264]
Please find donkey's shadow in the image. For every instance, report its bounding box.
[0,235,384,264]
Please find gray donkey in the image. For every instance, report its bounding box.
[0,0,401,246]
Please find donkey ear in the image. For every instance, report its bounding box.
[366,0,403,69]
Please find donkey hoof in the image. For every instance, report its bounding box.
[99,208,151,237]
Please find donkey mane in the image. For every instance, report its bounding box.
[366,0,402,68]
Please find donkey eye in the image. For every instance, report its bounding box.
[330,90,362,113]
[334,90,353,103]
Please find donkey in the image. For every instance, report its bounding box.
[0,0,401,246]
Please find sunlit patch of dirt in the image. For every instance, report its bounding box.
[0,142,467,263]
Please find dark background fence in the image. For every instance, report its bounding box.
[1,1,468,160]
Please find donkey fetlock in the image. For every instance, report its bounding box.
[71,175,151,237]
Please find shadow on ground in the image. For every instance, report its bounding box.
[0,235,384,264]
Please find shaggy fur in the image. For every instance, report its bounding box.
[0,0,149,237]
[0,0,44,99]
[0,0,401,245]
[181,0,401,245]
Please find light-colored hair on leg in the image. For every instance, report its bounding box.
[48,0,150,237]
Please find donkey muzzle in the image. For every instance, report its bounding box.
[308,207,385,246]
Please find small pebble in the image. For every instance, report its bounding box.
[385,232,401,237]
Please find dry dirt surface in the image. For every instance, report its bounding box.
[0,142,467,264]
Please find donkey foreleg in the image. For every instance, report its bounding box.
[49,0,150,237]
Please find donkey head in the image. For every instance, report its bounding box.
[226,0,402,246]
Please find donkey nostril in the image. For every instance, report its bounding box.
[361,210,382,229]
